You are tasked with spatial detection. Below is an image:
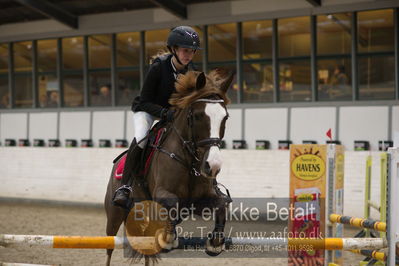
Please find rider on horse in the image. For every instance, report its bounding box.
[113,26,201,207]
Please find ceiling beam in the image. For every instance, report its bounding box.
[15,0,78,29]
[306,0,321,7]
[149,0,187,19]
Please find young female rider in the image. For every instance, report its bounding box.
[113,26,201,206]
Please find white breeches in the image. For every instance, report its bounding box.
[133,111,156,148]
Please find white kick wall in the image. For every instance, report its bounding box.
[59,111,91,142]
[392,106,399,146]
[0,104,397,150]
[29,112,58,141]
[290,107,336,146]
[245,108,288,150]
[224,109,243,149]
[0,113,28,141]
[339,106,390,151]
[0,148,386,219]
[92,111,125,146]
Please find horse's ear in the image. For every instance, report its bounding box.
[220,71,235,93]
[196,72,206,90]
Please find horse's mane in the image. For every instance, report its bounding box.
[169,70,231,108]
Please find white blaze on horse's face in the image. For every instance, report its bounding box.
[204,102,226,178]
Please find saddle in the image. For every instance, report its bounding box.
[114,121,168,180]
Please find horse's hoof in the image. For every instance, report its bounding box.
[155,229,176,251]
[205,239,224,256]
[161,247,173,253]
[160,239,178,253]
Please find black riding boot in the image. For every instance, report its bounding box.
[113,138,143,207]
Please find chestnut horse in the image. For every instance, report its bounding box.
[104,70,233,265]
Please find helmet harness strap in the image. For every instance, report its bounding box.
[170,46,184,66]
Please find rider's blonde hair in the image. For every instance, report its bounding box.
[149,49,170,64]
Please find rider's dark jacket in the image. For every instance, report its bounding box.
[131,54,196,118]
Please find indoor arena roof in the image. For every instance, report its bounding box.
[0,0,233,28]
[0,0,321,29]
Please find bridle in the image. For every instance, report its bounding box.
[187,98,226,149]
[152,97,228,177]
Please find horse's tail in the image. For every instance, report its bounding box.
[126,250,159,265]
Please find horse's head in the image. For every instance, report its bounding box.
[169,70,234,179]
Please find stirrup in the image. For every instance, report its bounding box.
[117,184,133,192]
[112,185,133,208]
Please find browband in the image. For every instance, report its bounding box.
[194,99,224,103]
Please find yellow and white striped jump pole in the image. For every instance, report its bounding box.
[285,238,387,250]
[329,214,387,232]
[0,234,388,251]
[0,235,155,250]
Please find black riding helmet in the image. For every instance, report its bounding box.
[167,26,201,65]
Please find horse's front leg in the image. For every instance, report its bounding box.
[206,196,229,256]
[153,190,180,251]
